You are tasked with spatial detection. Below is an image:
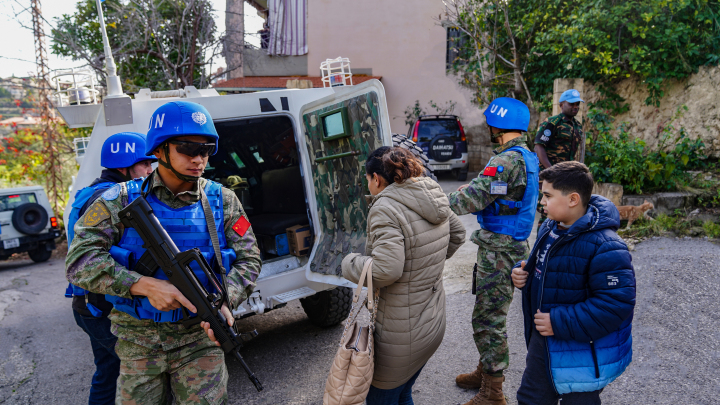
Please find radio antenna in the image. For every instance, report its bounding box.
[95,0,124,98]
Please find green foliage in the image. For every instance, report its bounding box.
[403,100,458,128]
[703,220,720,238]
[449,0,720,107]
[585,105,707,193]
[0,88,11,98]
[51,0,219,92]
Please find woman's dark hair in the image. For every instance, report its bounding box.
[365,146,393,184]
[365,146,424,185]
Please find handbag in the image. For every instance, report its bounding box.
[323,258,379,405]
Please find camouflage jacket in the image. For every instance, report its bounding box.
[66,173,262,351]
[447,136,529,252]
[534,113,583,166]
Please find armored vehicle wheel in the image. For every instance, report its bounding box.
[392,133,437,182]
[28,245,52,263]
[300,286,353,327]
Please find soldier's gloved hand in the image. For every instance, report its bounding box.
[201,304,233,346]
[512,261,529,289]
[130,277,197,312]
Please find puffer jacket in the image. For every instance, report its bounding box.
[518,195,636,394]
[342,177,466,390]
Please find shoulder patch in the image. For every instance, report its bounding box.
[83,201,111,227]
[102,184,120,201]
[232,216,251,237]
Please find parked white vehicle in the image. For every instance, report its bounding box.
[0,186,61,262]
[58,77,398,326]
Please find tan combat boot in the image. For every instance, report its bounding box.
[462,374,507,405]
[455,359,484,389]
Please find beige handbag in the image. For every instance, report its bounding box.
[323,259,379,405]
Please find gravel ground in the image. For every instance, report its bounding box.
[0,173,718,404]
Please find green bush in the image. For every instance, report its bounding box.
[585,105,707,194]
[703,221,720,238]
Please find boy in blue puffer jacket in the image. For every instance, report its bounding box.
[511,161,635,405]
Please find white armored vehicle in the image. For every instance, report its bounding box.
[58,58,397,325]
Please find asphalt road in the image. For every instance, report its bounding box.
[1,174,719,404]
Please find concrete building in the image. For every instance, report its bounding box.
[216,0,492,170]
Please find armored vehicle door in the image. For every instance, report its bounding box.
[299,80,392,281]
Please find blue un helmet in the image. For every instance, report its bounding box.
[101,132,158,169]
[483,97,531,132]
[145,100,219,156]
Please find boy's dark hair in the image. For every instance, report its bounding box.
[539,161,594,207]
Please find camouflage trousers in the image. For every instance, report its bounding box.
[115,338,228,405]
[472,244,527,376]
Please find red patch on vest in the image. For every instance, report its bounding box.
[483,167,498,176]
[232,216,251,237]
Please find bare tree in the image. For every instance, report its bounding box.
[442,0,534,106]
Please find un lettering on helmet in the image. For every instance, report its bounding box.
[149,113,166,130]
[489,104,508,118]
[109,142,136,154]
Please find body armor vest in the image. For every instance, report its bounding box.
[105,179,236,322]
[65,181,116,316]
[475,146,540,241]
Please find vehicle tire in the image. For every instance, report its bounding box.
[12,203,48,235]
[392,133,438,182]
[428,136,456,162]
[28,245,52,263]
[300,286,353,327]
[457,169,468,181]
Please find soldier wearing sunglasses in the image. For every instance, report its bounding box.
[66,101,262,404]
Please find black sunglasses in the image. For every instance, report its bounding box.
[169,140,216,157]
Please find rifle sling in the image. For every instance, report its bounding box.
[199,186,231,307]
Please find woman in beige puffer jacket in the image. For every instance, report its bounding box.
[342,147,466,404]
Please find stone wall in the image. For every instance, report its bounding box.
[466,124,493,172]
[584,65,720,157]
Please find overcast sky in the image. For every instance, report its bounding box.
[0,0,264,78]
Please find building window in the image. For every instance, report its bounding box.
[446,27,469,70]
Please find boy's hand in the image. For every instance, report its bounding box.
[457,184,469,192]
[512,261,529,288]
[534,310,554,336]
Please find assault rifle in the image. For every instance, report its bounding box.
[118,195,264,392]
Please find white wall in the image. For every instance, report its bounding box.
[306,0,484,136]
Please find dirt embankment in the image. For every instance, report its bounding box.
[584,65,720,156]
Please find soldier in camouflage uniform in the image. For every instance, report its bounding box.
[534,89,585,227]
[66,101,262,405]
[448,98,539,405]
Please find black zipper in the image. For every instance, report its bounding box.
[538,233,567,396]
[590,341,600,378]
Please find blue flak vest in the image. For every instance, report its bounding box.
[64,181,116,317]
[105,179,236,323]
[475,146,540,241]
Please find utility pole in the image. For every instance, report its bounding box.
[31,0,65,215]
[225,0,244,79]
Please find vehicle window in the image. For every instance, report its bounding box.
[417,120,460,142]
[0,193,37,212]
